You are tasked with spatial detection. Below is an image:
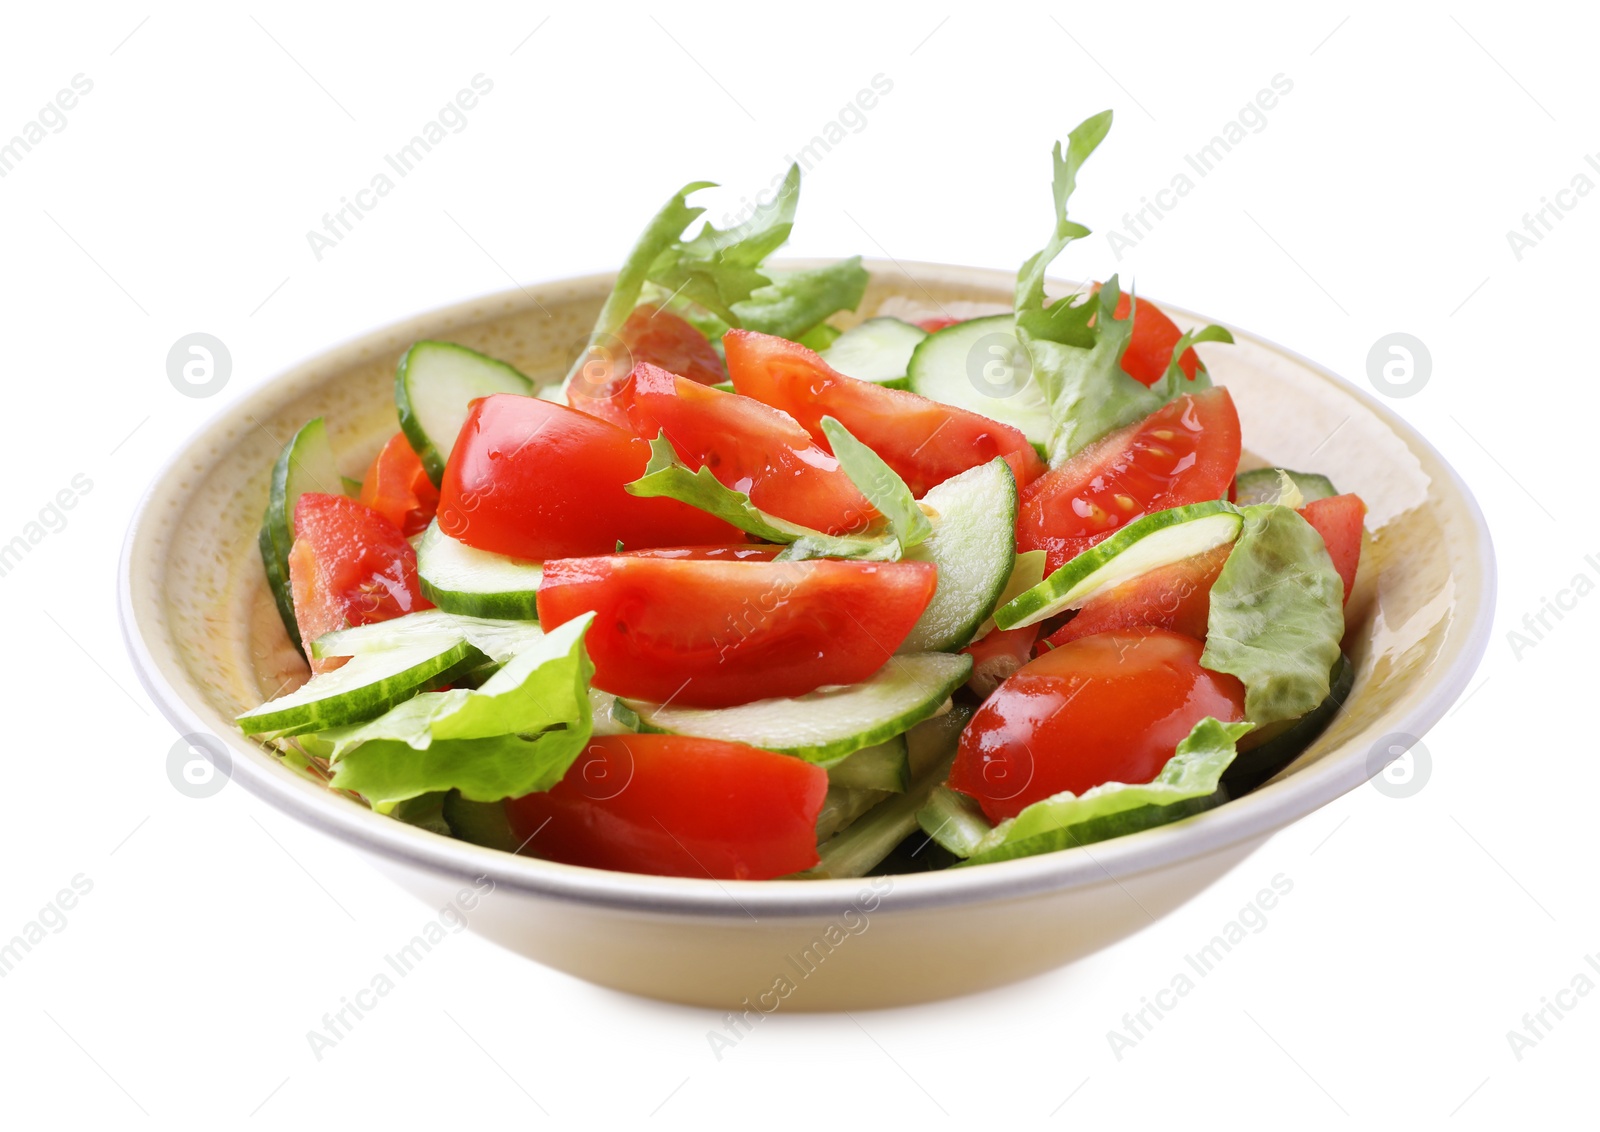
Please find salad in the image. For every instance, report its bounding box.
[240,110,1364,881]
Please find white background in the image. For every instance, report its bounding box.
[1,2,1592,1127]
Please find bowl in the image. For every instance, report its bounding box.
[120,262,1494,1010]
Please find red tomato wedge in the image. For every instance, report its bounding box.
[1096,287,1199,386]
[506,735,827,880]
[1017,387,1241,572]
[358,432,439,536]
[537,554,937,706]
[724,329,1045,497]
[437,393,743,560]
[1298,493,1366,605]
[1041,540,1232,651]
[567,304,726,429]
[288,493,432,673]
[949,629,1246,822]
[625,362,875,536]
[962,623,1041,697]
[916,315,964,333]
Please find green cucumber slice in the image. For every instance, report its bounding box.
[916,785,993,858]
[827,736,910,793]
[416,520,543,620]
[899,458,1018,652]
[995,500,1244,630]
[623,653,972,765]
[821,317,927,386]
[906,314,1051,446]
[312,610,543,665]
[815,786,891,842]
[442,793,518,851]
[1222,653,1353,796]
[396,341,535,485]
[259,418,345,653]
[972,549,1049,640]
[237,637,482,736]
[1234,467,1338,507]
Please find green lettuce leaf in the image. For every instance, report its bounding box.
[819,416,931,549]
[308,615,596,806]
[957,717,1253,866]
[623,433,900,560]
[730,258,869,341]
[1201,505,1345,725]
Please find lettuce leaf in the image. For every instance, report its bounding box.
[1201,505,1345,726]
[1013,112,1230,465]
[819,416,931,549]
[306,615,596,806]
[730,258,869,340]
[624,433,901,561]
[956,717,1253,866]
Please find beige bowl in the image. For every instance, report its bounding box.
[120,263,1494,1010]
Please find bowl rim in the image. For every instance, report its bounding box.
[119,261,1496,920]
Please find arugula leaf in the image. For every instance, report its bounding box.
[730,258,869,340]
[1201,504,1345,726]
[306,615,596,806]
[955,717,1253,866]
[819,416,931,549]
[624,433,901,560]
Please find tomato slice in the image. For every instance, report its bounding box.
[1098,288,1199,386]
[567,304,726,429]
[537,554,937,706]
[625,362,875,535]
[288,493,432,672]
[724,329,1045,497]
[437,393,743,560]
[1041,540,1233,651]
[916,315,964,333]
[1017,387,1241,572]
[962,623,1041,697]
[1298,493,1366,605]
[358,432,439,536]
[506,735,827,880]
[949,629,1246,822]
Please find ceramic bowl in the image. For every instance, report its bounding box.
[120,262,1494,1009]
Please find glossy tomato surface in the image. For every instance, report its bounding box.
[436,393,741,560]
[625,362,874,535]
[1042,540,1232,650]
[1299,493,1366,605]
[724,329,1045,497]
[1017,387,1241,571]
[358,432,439,536]
[1107,290,1199,386]
[566,304,725,429]
[537,554,937,706]
[288,493,431,672]
[949,629,1246,821]
[505,735,827,880]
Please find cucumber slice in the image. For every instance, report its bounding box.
[237,637,482,736]
[827,736,910,793]
[899,458,1018,652]
[972,549,1049,640]
[815,785,891,842]
[259,418,344,653]
[821,317,927,386]
[1234,467,1338,507]
[1223,653,1353,796]
[416,520,543,620]
[623,653,972,765]
[442,793,518,852]
[396,341,535,485]
[312,610,543,665]
[996,500,1244,630]
[906,315,1051,446]
[916,785,993,858]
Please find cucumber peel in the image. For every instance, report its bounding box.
[899,457,1018,652]
[396,341,534,485]
[416,520,543,620]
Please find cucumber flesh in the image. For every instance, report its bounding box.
[827,736,910,793]
[624,653,972,765]
[1222,653,1353,796]
[996,501,1244,630]
[442,793,519,852]
[1234,467,1338,507]
[237,637,482,736]
[815,786,891,842]
[822,317,927,386]
[397,341,535,485]
[916,785,993,858]
[899,458,1018,652]
[906,315,1051,445]
[312,610,543,665]
[260,418,345,653]
[972,550,1049,640]
[416,520,543,620]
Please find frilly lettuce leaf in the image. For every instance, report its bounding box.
[730,258,869,341]
[1201,504,1345,726]
[623,432,901,561]
[819,416,931,549]
[303,615,596,806]
[952,717,1254,866]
